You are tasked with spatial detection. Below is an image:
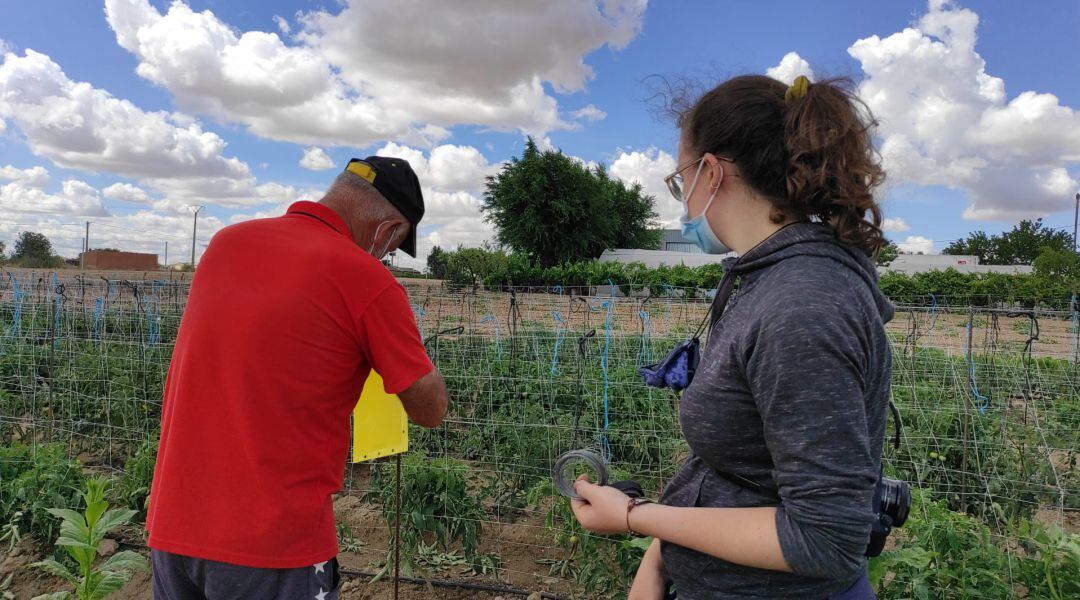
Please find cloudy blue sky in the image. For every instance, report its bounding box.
[1,0,1078,268]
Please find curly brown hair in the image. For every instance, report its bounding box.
[675,75,887,257]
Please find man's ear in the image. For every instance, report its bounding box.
[392,218,410,244]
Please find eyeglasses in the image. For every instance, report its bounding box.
[663,155,737,203]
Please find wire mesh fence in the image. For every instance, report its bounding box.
[1,271,1078,598]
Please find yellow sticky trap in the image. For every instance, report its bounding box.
[352,370,408,462]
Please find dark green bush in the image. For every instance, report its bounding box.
[0,443,84,545]
[438,248,1076,307]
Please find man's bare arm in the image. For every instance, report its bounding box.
[397,368,448,428]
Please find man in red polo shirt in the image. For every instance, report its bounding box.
[147,157,447,599]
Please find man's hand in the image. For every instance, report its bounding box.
[397,368,448,428]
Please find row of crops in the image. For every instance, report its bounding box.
[1,273,1079,598]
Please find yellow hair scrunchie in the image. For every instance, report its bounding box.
[785,75,811,101]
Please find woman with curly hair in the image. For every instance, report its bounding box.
[570,75,894,600]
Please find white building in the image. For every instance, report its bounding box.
[881,254,1033,275]
[599,229,734,268]
[598,248,733,269]
[603,232,1035,276]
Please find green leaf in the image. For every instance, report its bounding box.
[60,519,92,544]
[84,500,107,530]
[57,536,98,572]
[99,551,147,574]
[86,571,129,600]
[29,593,73,600]
[55,537,96,551]
[46,509,87,530]
[91,509,136,538]
[30,559,77,584]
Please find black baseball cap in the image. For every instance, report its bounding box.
[345,156,425,257]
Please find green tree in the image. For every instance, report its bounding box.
[876,242,899,267]
[0,241,6,265]
[944,219,1073,265]
[481,138,661,268]
[11,231,62,268]
[445,247,508,286]
[426,245,449,279]
[1033,246,1080,285]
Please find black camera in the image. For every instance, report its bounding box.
[866,476,911,557]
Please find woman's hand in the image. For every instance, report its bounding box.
[628,538,668,600]
[569,475,631,535]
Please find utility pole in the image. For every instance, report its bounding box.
[81,221,89,270]
[164,241,169,270]
[1073,192,1079,252]
[189,205,205,267]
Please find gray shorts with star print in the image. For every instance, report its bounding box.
[151,550,342,600]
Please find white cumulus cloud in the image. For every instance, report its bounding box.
[0,210,227,260]
[104,0,645,145]
[102,182,151,204]
[0,179,108,217]
[375,142,500,194]
[766,51,815,84]
[882,217,910,233]
[610,148,678,225]
[848,0,1080,222]
[0,49,250,181]
[300,147,335,170]
[0,164,51,189]
[896,235,936,254]
[0,49,308,209]
[273,15,290,35]
[571,104,607,122]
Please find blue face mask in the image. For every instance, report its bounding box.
[678,160,730,255]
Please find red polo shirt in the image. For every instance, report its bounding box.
[146,201,433,568]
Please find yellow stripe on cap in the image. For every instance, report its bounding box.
[346,161,377,184]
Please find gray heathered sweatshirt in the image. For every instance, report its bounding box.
[659,222,895,599]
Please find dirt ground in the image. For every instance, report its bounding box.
[403,285,1079,360]
[2,549,515,600]
[3,488,570,600]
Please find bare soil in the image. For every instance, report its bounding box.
[5,491,572,600]
[1032,506,1080,535]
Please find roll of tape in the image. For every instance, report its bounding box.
[552,449,609,499]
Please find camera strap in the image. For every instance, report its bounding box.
[694,270,737,343]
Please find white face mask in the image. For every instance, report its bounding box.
[368,221,399,260]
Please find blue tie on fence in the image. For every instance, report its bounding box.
[964,319,990,415]
[551,311,565,375]
[411,304,426,340]
[93,297,105,345]
[51,272,63,349]
[7,273,25,337]
[480,314,503,358]
[637,309,651,367]
[145,281,163,347]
